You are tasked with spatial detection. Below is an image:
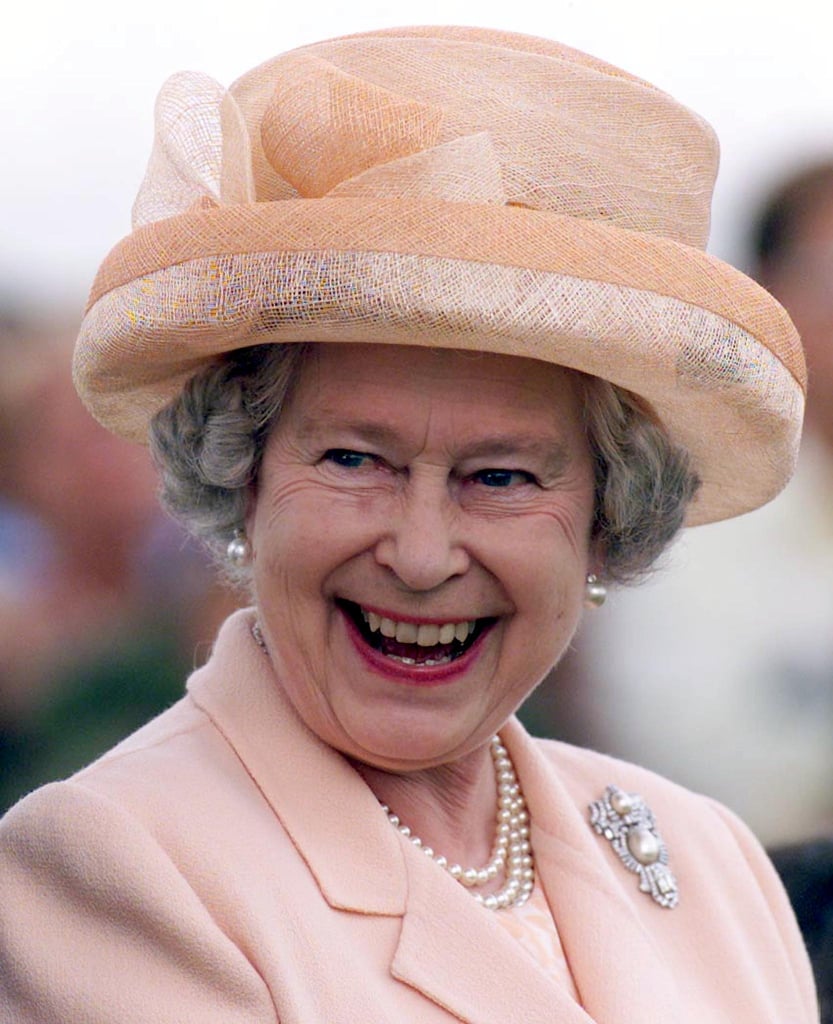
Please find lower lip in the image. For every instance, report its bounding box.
[341,609,491,687]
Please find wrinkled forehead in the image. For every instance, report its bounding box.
[272,342,590,463]
[289,342,584,412]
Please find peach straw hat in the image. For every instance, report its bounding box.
[73,25,805,526]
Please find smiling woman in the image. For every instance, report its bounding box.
[242,344,596,770]
[0,24,818,1024]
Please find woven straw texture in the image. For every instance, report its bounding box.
[73,25,805,525]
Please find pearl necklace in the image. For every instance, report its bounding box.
[249,627,532,908]
[380,736,534,910]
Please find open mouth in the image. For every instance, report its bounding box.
[339,601,494,668]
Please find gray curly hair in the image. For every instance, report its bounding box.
[149,343,700,587]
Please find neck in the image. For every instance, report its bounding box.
[351,742,498,868]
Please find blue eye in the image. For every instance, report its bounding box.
[324,449,372,469]
[475,469,534,488]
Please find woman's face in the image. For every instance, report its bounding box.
[248,343,597,771]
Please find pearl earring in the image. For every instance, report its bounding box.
[584,573,607,608]
[227,528,252,567]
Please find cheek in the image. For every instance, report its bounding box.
[478,539,585,666]
[506,512,592,620]
[248,478,390,600]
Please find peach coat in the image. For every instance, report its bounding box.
[0,610,818,1023]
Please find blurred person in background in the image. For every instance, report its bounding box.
[534,156,833,852]
[0,307,240,810]
[753,159,833,1024]
[754,159,833,472]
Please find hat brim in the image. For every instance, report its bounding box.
[74,197,804,526]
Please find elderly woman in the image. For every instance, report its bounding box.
[0,26,818,1024]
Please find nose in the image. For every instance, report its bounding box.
[374,472,470,591]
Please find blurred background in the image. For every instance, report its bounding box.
[2,0,832,852]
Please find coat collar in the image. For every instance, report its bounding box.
[188,610,683,1023]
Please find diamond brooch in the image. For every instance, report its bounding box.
[589,785,679,909]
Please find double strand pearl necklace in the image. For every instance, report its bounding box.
[380,736,534,910]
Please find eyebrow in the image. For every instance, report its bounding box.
[295,416,404,450]
[455,436,572,478]
[297,414,572,477]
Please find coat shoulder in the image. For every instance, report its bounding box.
[524,733,790,886]
[529,734,707,806]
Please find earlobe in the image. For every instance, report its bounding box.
[243,482,258,544]
[586,537,606,579]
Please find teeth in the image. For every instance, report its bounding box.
[416,624,440,647]
[389,654,454,667]
[360,608,478,646]
[438,623,456,644]
[395,621,419,644]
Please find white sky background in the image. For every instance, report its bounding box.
[3,0,833,315]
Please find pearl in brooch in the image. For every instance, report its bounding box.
[381,735,534,911]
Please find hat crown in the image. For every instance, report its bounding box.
[133,27,719,250]
[80,26,802,528]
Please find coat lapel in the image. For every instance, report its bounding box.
[391,836,595,1024]
[502,720,685,1024]
[187,610,406,915]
